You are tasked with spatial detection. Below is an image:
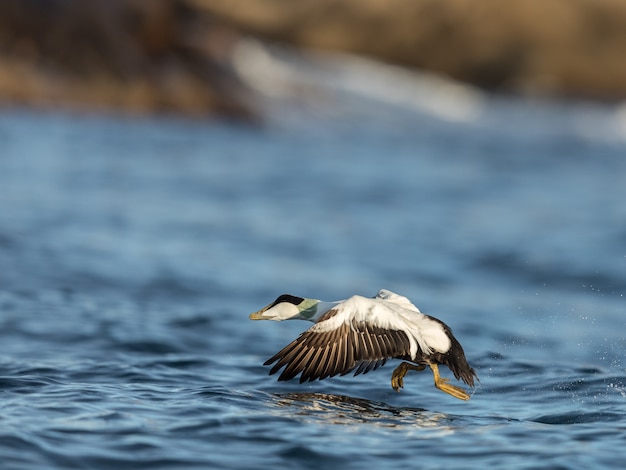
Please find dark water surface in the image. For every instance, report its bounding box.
[1,92,626,469]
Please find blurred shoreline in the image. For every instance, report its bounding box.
[0,0,253,118]
[2,0,626,118]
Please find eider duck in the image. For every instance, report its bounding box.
[250,289,477,400]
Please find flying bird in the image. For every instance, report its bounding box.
[249,289,477,400]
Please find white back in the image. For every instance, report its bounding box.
[311,290,451,358]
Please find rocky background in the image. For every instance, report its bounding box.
[2,0,626,118]
[0,0,251,117]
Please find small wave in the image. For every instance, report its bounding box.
[0,376,61,391]
[532,411,623,425]
[114,340,185,355]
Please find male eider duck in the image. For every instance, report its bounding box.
[250,289,478,401]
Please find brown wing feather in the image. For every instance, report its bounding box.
[263,311,414,383]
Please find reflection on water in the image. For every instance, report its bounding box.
[271,392,452,432]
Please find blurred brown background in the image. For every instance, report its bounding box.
[2,0,626,118]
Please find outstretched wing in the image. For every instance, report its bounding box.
[264,305,414,383]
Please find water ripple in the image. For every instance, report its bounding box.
[1,108,625,469]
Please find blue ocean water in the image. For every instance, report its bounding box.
[1,88,625,469]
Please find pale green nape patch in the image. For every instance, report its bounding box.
[297,298,320,320]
